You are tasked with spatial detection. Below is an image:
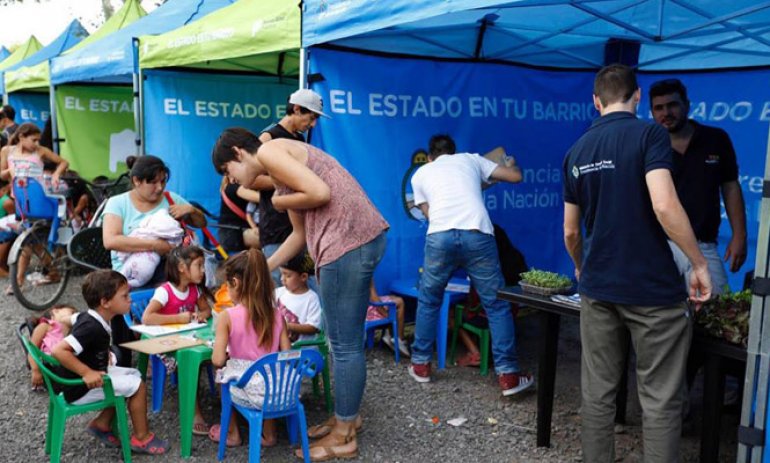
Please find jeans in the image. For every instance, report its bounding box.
[318,233,386,420]
[411,230,519,374]
[668,241,729,295]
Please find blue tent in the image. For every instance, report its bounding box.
[0,47,9,62]
[302,0,770,71]
[1,20,88,94]
[50,0,235,85]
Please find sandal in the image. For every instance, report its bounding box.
[307,415,363,440]
[297,431,358,461]
[4,285,13,296]
[456,351,481,367]
[192,421,210,436]
[208,424,242,447]
[130,433,169,455]
[87,425,120,448]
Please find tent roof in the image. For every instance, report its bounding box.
[3,20,88,94]
[0,48,9,62]
[0,36,43,73]
[138,0,300,76]
[51,0,234,85]
[301,0,770,71]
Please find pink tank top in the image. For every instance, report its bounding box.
[275,140,389,268]
[158,282,199,315]
[9,146,45,180]
[226,304,284,360]
[41,318,66,355]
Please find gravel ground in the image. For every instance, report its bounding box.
[1,277,740,462]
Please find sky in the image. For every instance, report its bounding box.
[0,0,160,49]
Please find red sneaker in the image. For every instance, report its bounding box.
[499,372,534,397]
[408,363,431,383]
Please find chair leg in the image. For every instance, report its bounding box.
[49,409,66,463]
[298,407,312,463]
[480,329,490,377]
[365,329,375,349]
[45,402,53,455]
[137,353,149,381]
[206,364,217,397]
[449,306,463,365]
[217,391,232,462]
[248,415,264,463]
[392,318,400,364]
[286,414,299,445]
[113,397,132,463]
[151,355,165,413]
[321,349,333,414]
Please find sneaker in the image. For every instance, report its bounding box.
[381,333,395,351]
[408,363,431,383]
[499,372,534,397]
[397,339,411,358]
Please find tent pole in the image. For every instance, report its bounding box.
[132,38,144,156]
[49,78,59,154]
[299,48,307,89]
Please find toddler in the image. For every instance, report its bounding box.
[28,304,78,388]
[118,208,183,287]
[366,280,409,357]
[51,270,169,455]
[275,252,322,342]
[209,249,291,448]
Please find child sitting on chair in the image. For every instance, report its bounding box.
[142,245,212,436]
[366,280,410,357]
[28,304,78,389]
[210,249,291,448]
[52,270,169,455]
[275,252,322,343]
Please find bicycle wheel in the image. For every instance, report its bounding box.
[10,226,71,311]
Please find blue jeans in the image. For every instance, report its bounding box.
[318,233,386,420]
[411,230,519,374]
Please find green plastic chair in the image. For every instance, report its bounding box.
[449,303,491,376]
[18,335,132,463]
[292,331,333,413]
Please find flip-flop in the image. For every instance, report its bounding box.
[87,425,120,448]
[296,443,359,461]
[4,285,13,296]
[192,421,210,436]
[32,275,60,287]
[130,433,169,455]
[208,424,242,447]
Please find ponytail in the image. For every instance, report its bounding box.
[223,249,275,347]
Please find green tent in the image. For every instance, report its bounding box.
[138,0,300,75]
[5,0,146,93]
[0,36,43,72]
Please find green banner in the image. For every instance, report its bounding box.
[55,85,135,180]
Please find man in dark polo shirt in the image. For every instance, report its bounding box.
[563,64,711,461]
[650,78,747,295]
[254,88,328,285]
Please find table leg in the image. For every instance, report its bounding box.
[537,311,561,447]
[701,352,725,463]
[176,350,202,459]
[437,294,451,370]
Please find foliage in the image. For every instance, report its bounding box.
[696,288,752,347]
[519,269,572,288]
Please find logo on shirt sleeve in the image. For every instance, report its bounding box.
[705,154,720,165]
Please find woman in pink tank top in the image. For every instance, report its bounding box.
[213,128,388,460]
[211,249,291,449]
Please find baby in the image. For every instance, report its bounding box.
[118,208,183,287]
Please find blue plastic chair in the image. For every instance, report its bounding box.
[365,301,400,363]
[123,288,215,413]
[13,177,66,248]
[218,350,324,463]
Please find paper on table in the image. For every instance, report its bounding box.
[550,293,581,307]
[129,321,207,337]
[120,335,205,355]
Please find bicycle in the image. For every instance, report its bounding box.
[8,173,130,311]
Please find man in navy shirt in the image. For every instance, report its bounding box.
[563,64,711,461]
[650,78,747,294]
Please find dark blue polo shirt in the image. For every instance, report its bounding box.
[563,111,685,306]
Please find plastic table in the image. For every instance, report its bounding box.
[389,278,469,370]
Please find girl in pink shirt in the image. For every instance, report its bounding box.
[141,245,212,435]
[210,249,290,448]
[29,304,78,388]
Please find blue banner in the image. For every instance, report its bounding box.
[7,91,50,128]
[142,70,297,214]
[309,48,596,289]
[309,48,768,292]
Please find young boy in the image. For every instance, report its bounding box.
[275,252,322,342]
[52,270,169,455]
